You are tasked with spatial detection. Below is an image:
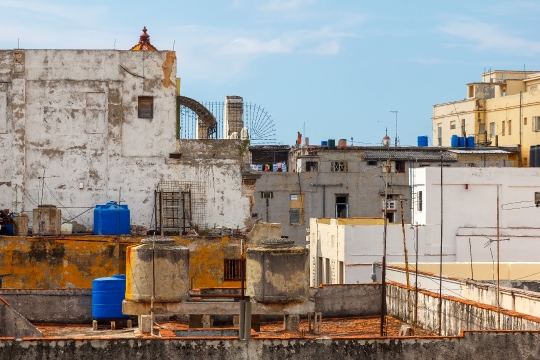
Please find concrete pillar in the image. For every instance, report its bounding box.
[139,314,152,334]
[284,314,300,332]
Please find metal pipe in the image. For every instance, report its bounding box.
[497,186,500,329]
[414,224,419,328]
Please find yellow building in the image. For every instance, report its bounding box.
[432,70,540,166]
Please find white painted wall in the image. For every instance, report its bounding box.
[412,167,540,263]
[0,50,250,231]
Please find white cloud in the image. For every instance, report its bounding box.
[439,17,540,56]
[259,0,315,12]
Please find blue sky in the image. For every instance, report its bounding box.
[1,0,539,146]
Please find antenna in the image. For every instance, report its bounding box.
[390,111,398,146]
[114,39,116,50]
[173,40,176,51]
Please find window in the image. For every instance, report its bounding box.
[490,122,495,137]
[418,191,423,212]
[290,208,302,224]
[367,160,377,166]
[306,161,318,172]
[508,120,512,135]
[317,257,323,286]
[261,191,273,199]
[524,117,528,126]
[138,96,153,118]
[437,126,442,146]
[524,157,528,167]
[468,85,474,98]
[251,213,258,219]
[224,259,244,281]
[419,164,430,167]
[395,161,405,173]
[534,116,540,132]
[339,261,344,284]
[331,161,348,172]
[535,192,540,207]
[450,121,456,130]
[325,258,331,284]
[290,194,298,201]
[502,121,506,136]
[335,195,348,218]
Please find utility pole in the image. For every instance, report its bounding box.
[519,91,522,167]
[414,224,419,328]
[438,152,444,336]
[391,111,398,146]
[496,186,500,330]
[380,158,390,336]
[400,196,412,325]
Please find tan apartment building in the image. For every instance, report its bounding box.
[432,70,540,166]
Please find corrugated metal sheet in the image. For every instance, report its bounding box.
[364,150,456,162]
[448,149,510,154]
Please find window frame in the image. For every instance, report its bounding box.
[331,161,348,172]
[223,259,244,281]
[138,96,154,119]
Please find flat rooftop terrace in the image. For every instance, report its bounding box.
[34,316,436,340]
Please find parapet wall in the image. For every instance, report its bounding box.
[387,281,540,336]
[2,331,540,359]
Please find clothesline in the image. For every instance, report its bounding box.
[250,162,288,172]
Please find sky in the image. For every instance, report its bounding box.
[1,0,539,146]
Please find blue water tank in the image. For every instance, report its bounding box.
[321,141,328,146]
[451,135,459,147]
[417,136,429,147]
[94,201,130,235]
[458,137,466,147]
[467,136,475,148]
[92,274,128,320]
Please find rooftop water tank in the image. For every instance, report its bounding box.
[337,139,347,148]
[246,238,308,303]
[417,136,428,147]
[458,137,466,148]
[125,238,189,302]
[467,136,475,148]
[321,141,328,146]
[328,139,336,150]
[451,135,459,147]
[535,146,540,167]
[530,146,536,168]
[92,274,128,320]
[94,201,130,235]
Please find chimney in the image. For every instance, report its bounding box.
[223,96,243,139]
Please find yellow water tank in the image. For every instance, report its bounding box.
[125,237,189,302]
[246,238,309,303]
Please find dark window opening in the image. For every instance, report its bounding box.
[325,258,331,284]
[331,161,348,172]
[306,161,318,172]
[224,259,245,281]
[138,96,153,118]
[535,192,540,207]
[290,208,302,224]
[418,191,423,212]
[395,161,405,173]
[251,213,258,219]
[261,191,273,199]
[385,212,394,223]
[317,257,323,286]
[335,195,348,218]
[367,160,377,166]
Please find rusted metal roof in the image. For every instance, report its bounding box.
[364,150,456,162]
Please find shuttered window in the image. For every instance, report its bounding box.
[138,96,153,118]
[224,259,244,281]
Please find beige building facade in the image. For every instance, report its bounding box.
[433,70,540,166]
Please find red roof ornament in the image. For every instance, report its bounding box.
[130,26,158,51]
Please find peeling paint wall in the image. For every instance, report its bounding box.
[0,235,242,290]
[0,50,250,230]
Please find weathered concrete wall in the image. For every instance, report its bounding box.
[314,284,381,317]
[0,235,242,289]
[0,297,42,338]
[0,290,91,323]
[0,49,250,232]
[387,281,540,336]
[4,331,540,359]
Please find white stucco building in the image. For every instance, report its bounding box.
[309,167,540,284]
[0,32,252,232]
